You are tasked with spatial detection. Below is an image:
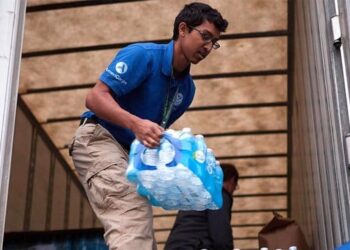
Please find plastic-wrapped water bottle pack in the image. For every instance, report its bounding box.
[126,128,223,211]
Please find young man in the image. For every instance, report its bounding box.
[165,163,239,250]
[69,2,228,250]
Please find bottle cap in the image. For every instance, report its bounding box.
[182,127,192,133]
[166,129,175,134]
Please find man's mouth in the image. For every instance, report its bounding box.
[198,51,207,60]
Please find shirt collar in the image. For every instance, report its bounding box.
[162,40,191,79]
[161,40,174,77]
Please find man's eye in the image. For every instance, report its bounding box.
[202,33,213,41]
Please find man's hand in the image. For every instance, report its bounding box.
[131,119,164,148]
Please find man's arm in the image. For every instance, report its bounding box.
[86,80,164,147]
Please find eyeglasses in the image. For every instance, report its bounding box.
[188,25,220,50]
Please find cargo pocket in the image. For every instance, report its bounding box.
[86,164,133,211]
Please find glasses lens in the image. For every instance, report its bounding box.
[212,42,220,50]
[201,33,213,42]
[189,25,220,50]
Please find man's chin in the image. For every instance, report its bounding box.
[191,58,202,64]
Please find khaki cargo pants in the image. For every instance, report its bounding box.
[69,122,157,250]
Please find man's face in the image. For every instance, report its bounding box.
[224,177,238,195]
[180,21,221,64]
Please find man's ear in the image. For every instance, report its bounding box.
[178,22,188,38]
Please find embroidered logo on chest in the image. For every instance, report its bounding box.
[174,93,183,106]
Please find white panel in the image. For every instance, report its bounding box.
[0,0,26,245]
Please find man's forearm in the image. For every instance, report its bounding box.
[86,82,140,131]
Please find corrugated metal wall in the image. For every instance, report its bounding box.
[5,1,290,249]
[5,104,100,232]
[6,0,350,249]
[291,0,350,249]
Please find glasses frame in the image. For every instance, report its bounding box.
[188,25,220,50]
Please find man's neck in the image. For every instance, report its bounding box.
[173,40,191,73]
[172,67,189,79]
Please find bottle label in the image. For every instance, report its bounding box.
[206,164,214,174]
[159,141,176,165]
[141,149,158,167]
[194,150,206,163]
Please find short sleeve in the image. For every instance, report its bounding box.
[99,45,151,96]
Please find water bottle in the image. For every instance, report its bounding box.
[158,138,177,167]
[166,129,178,137]
[199,149,217,208]
[208,160,223,209]
[178,127,193,151]
[214,160,220,171]
[126,128,224,210]
[193,134,207,179]
[205,149,216,193]
[175,128,195,189]
[192,135,213,208]
[194,135,206,163]
[126,140,140,182]
[214,160,224,194]
[179,127,192,138]
[206,149,216,175]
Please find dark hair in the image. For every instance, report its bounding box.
[220,163,239,184]
[173,2,228,40]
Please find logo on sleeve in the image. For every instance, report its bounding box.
[115,62,128,74]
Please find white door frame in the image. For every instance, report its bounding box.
[0,0,26,247]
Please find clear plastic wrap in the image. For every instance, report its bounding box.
[126,128,223,211]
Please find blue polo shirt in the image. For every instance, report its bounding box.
[82,40,196,148]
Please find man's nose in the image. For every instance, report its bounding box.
[203,40,214,50]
